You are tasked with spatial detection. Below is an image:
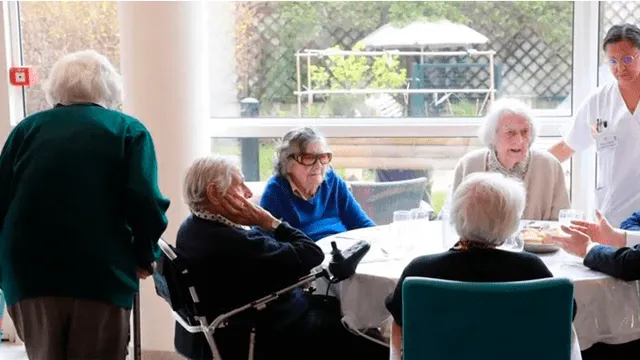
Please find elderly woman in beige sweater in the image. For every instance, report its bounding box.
[452,98,570,221]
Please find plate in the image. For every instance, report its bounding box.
[523,242,560,254]
[519,221,562,254]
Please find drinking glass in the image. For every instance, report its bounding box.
[391,210,412,238]
[559,209,586,227]
[410,207,431,221]
[390,210,412,254]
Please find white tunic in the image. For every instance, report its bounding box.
[563,81,640,228]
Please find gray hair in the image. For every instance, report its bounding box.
[450,172,526,246]
[183,156,239,210]
[603,23,640,51]
[477,98,538,149]
[273,127,328,177]
[43,50,123,109]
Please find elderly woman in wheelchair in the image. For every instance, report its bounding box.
[171,155,388,360]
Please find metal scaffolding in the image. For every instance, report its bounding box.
[294,49,497,117]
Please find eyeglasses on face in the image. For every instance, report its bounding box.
[289,152,333,166]
[607,53,637,67]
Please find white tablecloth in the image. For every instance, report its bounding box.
[317,220,640,351]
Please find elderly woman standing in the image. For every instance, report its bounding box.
[452,98,570,221]
[260,127,374,241]
[385,172,569,359]
[0,50,169,359]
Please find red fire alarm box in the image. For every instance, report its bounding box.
[9,66,37,87]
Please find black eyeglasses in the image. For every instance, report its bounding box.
[289,152,333,166]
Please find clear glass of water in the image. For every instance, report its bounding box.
[405,208,430,253]
[390,210,412,254]
[410,207,431,221]
[393,210,412,223]
[559,209,586,227]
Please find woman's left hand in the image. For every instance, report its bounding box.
[549,225,593,258]
[137,268,151,279]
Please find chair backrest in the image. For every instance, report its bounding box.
[349,177,428,225]
[402,277,574,360]
[153,239,199,322]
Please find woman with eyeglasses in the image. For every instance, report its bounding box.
[260,127,374,241]
[549,23,640,228]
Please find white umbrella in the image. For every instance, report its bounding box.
[361,19,489,49]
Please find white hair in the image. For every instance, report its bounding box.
[43,50,123,109]
[477,98,538,149]
[450,172,526,246]
[183,156,240,211]
[274,126,329,177]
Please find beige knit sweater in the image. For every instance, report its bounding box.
[452,148,571,221]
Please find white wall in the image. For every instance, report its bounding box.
[118,1,211,355]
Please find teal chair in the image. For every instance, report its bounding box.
[402,277,574,360]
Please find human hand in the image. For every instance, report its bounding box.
[217,193,277,230]
[137,268,151,279]
[568,210,624,247]
[549,225,593,258]
[137,262,156,279]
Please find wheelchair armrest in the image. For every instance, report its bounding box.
[207,269,328,332]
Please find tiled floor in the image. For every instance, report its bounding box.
[0,342,27,360]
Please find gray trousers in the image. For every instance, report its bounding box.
[7,296,131,360]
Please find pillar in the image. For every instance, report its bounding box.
[208,1,240,117]
[118,1,210,357]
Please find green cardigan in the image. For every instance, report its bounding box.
[0,103,170,309]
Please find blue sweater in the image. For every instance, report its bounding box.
[260,170,375,241]
[620,211,640,231]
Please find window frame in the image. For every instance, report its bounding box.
[0,1,24,135]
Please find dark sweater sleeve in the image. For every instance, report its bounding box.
[384,257,423,326]
[334,173,375,229]
[620,212,640,231]
[0,125,24,287]
[247,222,325,280]
[584,244,640,281]
[0,125,23,234]
[124,123,170,269]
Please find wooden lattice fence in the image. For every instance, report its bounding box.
[234,1,639,116]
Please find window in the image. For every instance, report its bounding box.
[212,136,570,216]
[18,1,119,116]
[219,1,574,118]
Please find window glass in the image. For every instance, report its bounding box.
[19,1,119,116]
[219,1,574,118]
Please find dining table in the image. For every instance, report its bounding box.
[316,219,640,352]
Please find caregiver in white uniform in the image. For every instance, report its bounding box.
[549,23,640,228]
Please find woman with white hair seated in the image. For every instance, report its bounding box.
[260,127,374,241]
[385,172,572,359]
[452,98,570,221]
[0,50,169,359]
